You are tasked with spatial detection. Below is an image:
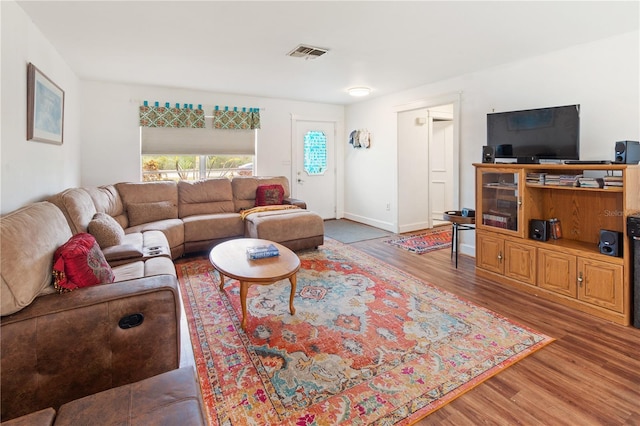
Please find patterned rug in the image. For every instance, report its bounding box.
[385,228,452,254]
[176,239,553,425]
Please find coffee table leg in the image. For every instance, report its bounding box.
[240,281,249,330]
[288,274,296,315]
[218,272,225,291]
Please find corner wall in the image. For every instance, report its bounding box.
[1,1,81,214]
[345,31,639,256]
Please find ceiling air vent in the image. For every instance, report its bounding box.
[287,44,329,60]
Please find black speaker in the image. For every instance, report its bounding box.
[599,229,622,257]
[482,146,495,163]
[529,219,549,241]
[614,140,640,164]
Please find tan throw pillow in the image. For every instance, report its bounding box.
[127,201,177,227]
[87,212,125,248]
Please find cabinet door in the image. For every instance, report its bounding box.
[504,241,536,285]
[476,232,504,274]
[577,258,624,312]
[537,248,577,297]
[476,168,523,237]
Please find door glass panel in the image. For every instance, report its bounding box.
[481,171,519,232]
[303,131,327,175]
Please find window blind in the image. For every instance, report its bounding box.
[141,126,256,155]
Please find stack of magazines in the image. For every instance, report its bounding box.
[544,174,581,187]
[603,175,623,189]
[577,177,604,188]
[526,172,546,185]
[246,244,280,260]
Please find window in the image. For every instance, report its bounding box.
[140,124,256,181]
[142,155,254,182]
[303,130,327,175]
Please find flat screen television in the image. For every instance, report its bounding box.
[487,104,580,161]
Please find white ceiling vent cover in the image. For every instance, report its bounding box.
[287,44,329,59]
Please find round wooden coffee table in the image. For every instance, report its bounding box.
[209,238,300,331]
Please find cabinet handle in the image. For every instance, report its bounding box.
[517,197,522,206]
[498,251,503,263]
[577,273,583,287]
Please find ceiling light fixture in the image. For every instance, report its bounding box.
[348,87,371,97]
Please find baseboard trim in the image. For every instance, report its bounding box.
[341,212,394,233]
[398,221,430,234]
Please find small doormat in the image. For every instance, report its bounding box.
[385,228,452,254]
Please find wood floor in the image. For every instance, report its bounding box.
[349,236,640,425]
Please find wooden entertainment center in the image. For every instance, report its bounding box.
[474,163,640,325]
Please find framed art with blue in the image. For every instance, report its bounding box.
[27,63,65,145]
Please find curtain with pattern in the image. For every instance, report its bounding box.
[212,106,261,130]
[139,102,205,128]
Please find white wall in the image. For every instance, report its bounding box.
[345,30,639,255]
[398,107,429,231]
[80,82,344,212]
[1,1,81,214]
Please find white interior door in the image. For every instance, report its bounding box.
[429,113,454,223]
[293,120,336,219]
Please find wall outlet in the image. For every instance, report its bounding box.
[386,203,391,211]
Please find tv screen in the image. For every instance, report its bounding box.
[487,104,580,160]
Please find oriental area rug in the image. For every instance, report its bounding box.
[385,228,452,254]
[176,239,553,425]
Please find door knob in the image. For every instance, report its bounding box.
[297,179,304,183]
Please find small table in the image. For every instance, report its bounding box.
[443,211,476,269]
[209,238,300,331]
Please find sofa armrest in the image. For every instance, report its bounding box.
[102,243,144,263]
[1,275,181,421]
[283,197,307,209]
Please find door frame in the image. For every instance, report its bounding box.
[290,115,342,219]
[394,92,461,231]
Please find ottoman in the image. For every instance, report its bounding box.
[244,209,324,251]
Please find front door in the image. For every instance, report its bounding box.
[293,120,336,219]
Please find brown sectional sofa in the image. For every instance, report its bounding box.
[49,175,323,262]
[1,202,202,423]
[1,175,323,423]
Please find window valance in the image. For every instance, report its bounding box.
[139,102,205,128]
[212,106,261,130]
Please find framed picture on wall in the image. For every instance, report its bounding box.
[27,63,65,145]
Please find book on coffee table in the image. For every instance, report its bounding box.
[246,244,280,260]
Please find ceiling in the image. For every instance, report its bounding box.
[17,1,639,105]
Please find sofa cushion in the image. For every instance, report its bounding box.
[52,233,115,293]
[1,407,56,426]
[48,188,97,234]
[182,213,244,242]
[85,185,128,229]
[178,179,235,218]
[54,367,206,426]
[255,184,285,206]
[127,201,177,227]
[88,212,125,248]
[116,181,179,226]
[1,202,73,316]
[232,176,291,212]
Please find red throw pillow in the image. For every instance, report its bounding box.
[255,184,284,207]
[52,233,115,293]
